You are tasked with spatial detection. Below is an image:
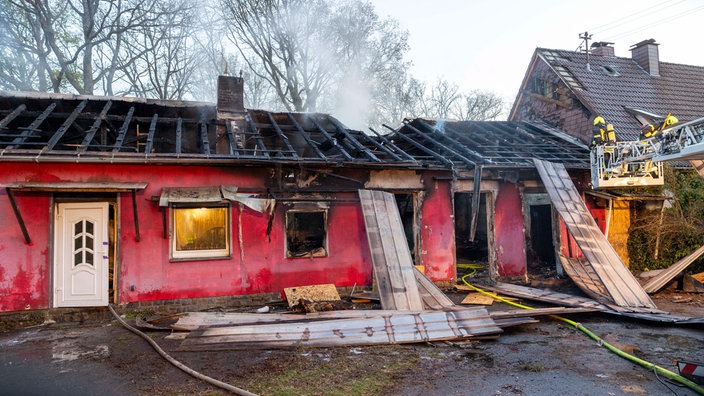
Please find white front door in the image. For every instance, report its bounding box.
[54,202,109,307]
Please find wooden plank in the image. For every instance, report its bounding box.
[461,293,495,305]
[283,284,341,307]
[533,159,657,310]
[359,189,423,311]
[180,309,501,350]
[643,244,704,293]
[414,267,456,310]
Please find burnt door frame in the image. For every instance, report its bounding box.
[522,193,562,276]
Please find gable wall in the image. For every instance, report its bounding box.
[511,59,594,144]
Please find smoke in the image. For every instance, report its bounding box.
[435,118,445,133]
[332,69,372,131]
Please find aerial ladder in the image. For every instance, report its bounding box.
[591,116,704,188]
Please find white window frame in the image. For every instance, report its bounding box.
[170,203,231,261]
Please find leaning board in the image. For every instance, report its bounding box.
[533,159,656,310]
[359,189,424,311]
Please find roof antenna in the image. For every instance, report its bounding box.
[579,31,592,71]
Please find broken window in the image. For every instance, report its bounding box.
[285,204,328,258]
[171,205,231,260]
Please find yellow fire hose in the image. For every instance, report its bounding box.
[461,274,704,395]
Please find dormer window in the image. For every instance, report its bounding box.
[599,65,620,76]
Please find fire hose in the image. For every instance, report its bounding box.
[461,274,704,395]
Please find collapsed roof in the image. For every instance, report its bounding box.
[0,90,589,170]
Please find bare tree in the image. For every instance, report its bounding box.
[1,0,186,95]
[219,0,410,118]
[452,90,505,121]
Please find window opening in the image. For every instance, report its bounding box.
[394,194,415,255]
[286,209,327,258]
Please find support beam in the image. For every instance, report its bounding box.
[310,117,353,160]
[382,124,454,168]
[267,113,299,158]
[7,103,56,149]
[6,188,31,244]
[132,189,141,242]
[368,127,417,162]
[199,120,211,155]
[245,116,269,158]
[79,100,112,152]
[286,113,326,159]
[175,117,183,154]
[469,165,483,242]
[0,104,26,129]
[144,113,158,154]
[45,100,88,151]
[328,118,381,162]
[112,106,134,153]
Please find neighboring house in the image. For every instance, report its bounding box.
[0,75,591,313]
[509,39,704,265]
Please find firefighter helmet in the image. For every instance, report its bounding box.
[665,115,678,126]
[593,116,605,125]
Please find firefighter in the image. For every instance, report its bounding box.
[606,123,617,143]
[591,116,607,147]
[661,114,678,130]
[640,123,656,140]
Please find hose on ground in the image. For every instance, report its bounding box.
[461,274,704,395]
[108,305,258,396]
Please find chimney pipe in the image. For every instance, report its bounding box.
[630,39,659,76]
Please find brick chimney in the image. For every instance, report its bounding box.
[217,75,245,115]
[630,39,659,76]
[216,75,245,154]
[590,41,614,56]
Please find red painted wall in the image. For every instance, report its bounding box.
[0,162,373,311]
[418,177,455,281]
[494,183,527,277]
[0,192,51,311]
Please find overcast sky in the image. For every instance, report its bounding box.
[370,0,704,104]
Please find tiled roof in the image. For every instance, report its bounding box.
[535,47,704,140]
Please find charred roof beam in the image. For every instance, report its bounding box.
[111,106,134,153]
[368,127,417,162]
[199,120,211,155]
[175,117,183,154]
[79,100,112,153]
[244,115,270,159]
[382,124,454,169]
[45,100,87,151]
[415,119,494,166]
[144,113,158,154]
[267,113,299,159]
[0,104,26,129]
[401,122,478,169]
[328,118,381,162]
[7,102,57,149]
[310,117,353,160]
[286,113,326,159]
